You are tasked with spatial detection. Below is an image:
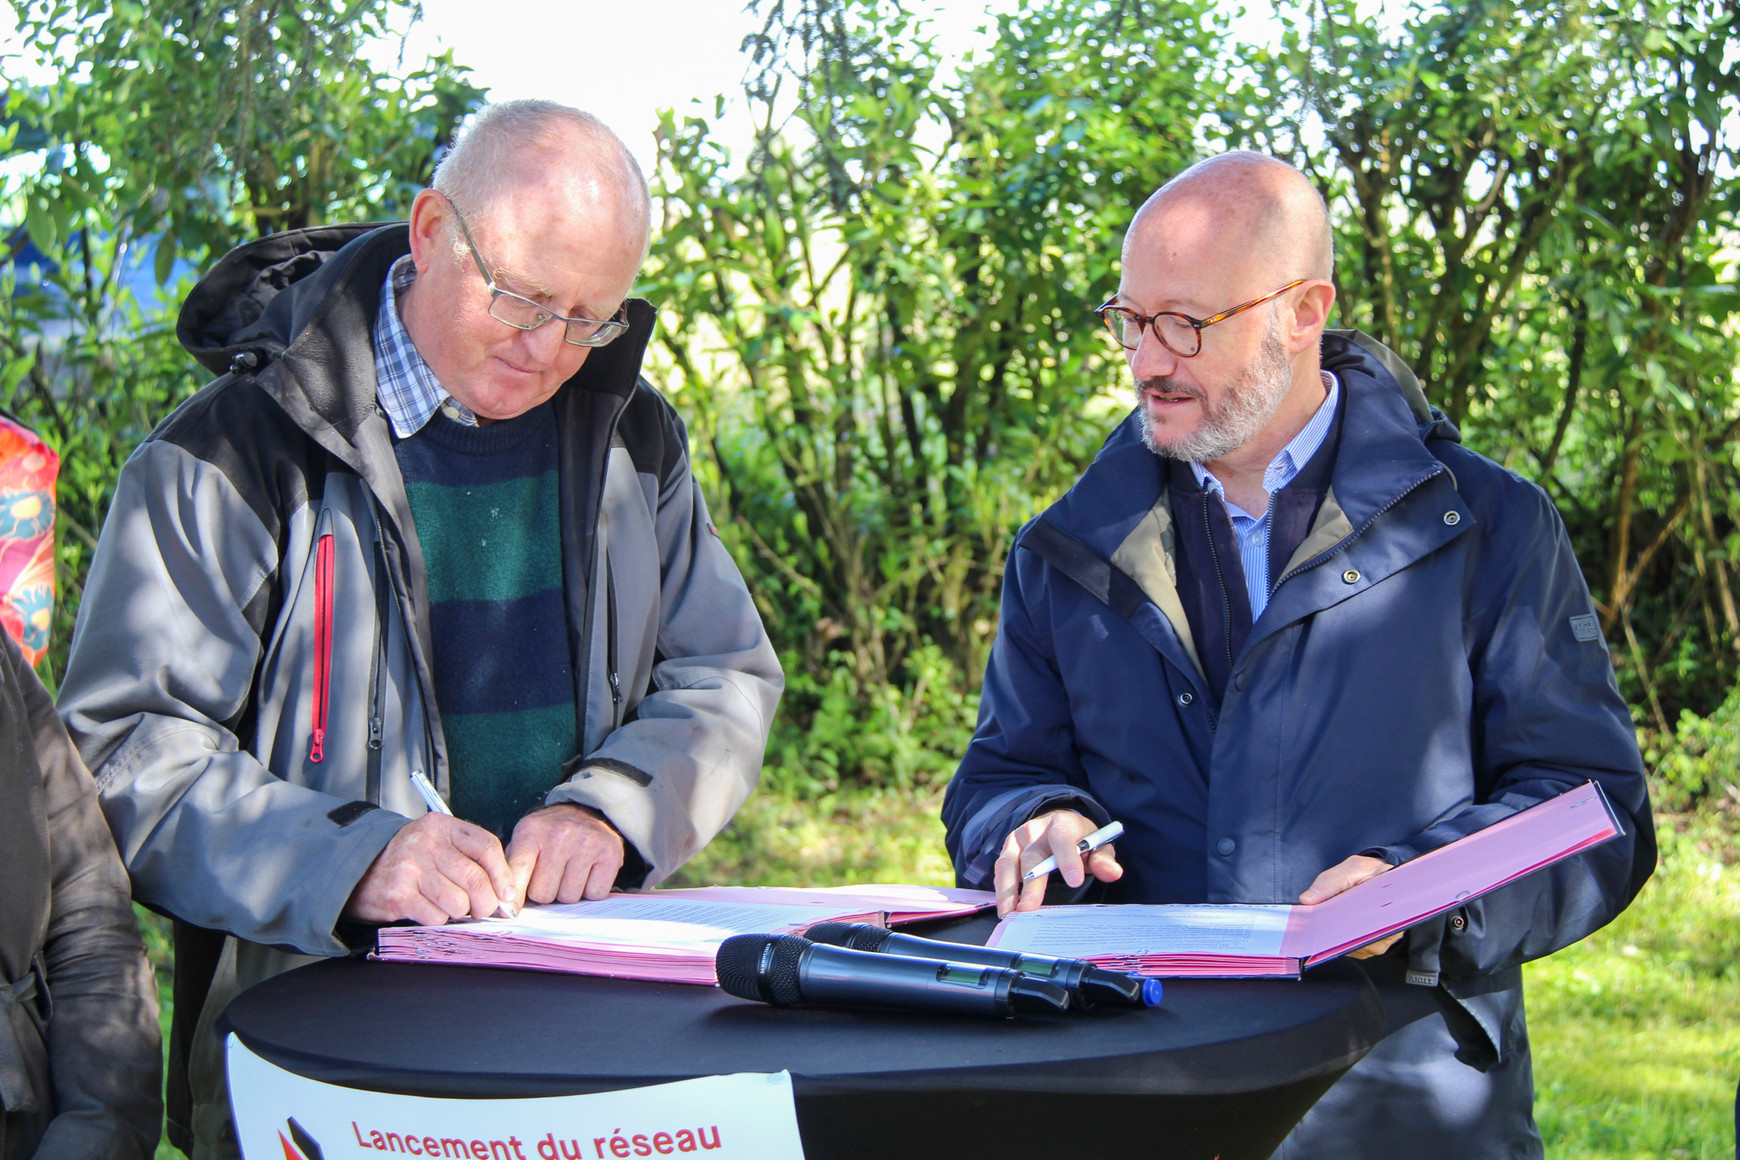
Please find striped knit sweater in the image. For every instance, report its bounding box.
[394,402,578,839]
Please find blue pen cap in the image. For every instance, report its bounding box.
[1142,977,1165,1007]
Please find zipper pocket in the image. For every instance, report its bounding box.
[605,549,622,727]
[364,508,391,803]
[309,524,335,763]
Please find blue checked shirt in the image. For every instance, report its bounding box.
[1191,371,1339,619]
[373,256,481,437]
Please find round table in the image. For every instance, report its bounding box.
[220,917,1387,1160]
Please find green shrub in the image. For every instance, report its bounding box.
[761,642,979,798]
[1645,681,1740,813]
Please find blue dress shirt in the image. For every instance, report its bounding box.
[1190,371,1339,619]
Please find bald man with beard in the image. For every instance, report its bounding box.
[943,152,1654,1157]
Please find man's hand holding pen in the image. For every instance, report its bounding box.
[344,775,626,928]
[994,809,1125,917]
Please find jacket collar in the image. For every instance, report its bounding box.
[1028,331,1474,665]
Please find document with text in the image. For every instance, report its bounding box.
[645,883,994,925]
[374,884,994,984]
[988,780,1623,977]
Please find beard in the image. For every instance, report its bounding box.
[1135,314,1293,463]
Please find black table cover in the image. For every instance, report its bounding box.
[220,917,1388,1160]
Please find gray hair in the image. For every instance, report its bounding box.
[432,99,650,236]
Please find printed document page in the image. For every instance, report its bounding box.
[645,884,992,922]
[991,902,1295,959]
[375,893,900,984]
[468,896,853,951]
[982,781,1620,975]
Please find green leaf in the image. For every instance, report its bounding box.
[24,197,57,253]
[153,233,178,287]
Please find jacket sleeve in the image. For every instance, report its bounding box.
[57,437,408,956]
[15,633,163,1160]
[1369,467,1655,978]
[545,422,784,886]
[941,537,1111,890]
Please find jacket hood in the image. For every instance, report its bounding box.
[1322,328,1461,447]
[178,223,390,377]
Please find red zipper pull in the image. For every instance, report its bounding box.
[309,529,335,765]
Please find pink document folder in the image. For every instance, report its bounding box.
[374,885,995,984]
[988,781,1623,977]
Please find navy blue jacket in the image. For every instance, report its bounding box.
[943,332,1654,1148]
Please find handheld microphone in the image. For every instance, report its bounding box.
[715,934,1071,1017]
[805,922,1162,1008]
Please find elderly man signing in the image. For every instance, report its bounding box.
[59,101,782,1159]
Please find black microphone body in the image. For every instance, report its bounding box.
[805,922,1159,1007]
[715,934,1071,1017]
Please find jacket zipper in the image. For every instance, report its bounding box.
[605,550,621,727]
[364,505,391,803]
[308,519,335,763]
[1261,491,1278,611]
[369,503,438,795]
[574,393,635,752]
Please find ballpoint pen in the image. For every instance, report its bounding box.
[1023,820,1125,882]
[408,769,452,817]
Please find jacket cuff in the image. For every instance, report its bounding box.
[316,807,411,955]
[542,769,655,889]
[960,788,1112,889]
[1361,843,1418,867]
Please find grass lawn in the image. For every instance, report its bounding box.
[140,787,1738,1159]
[1525,812,1740,1159]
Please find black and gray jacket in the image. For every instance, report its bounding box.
[57,223,783,1154]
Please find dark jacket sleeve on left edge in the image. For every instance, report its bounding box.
[17,632,162,1160]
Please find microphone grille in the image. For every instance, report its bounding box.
[715,934,809,1004]
[805,922,890,952]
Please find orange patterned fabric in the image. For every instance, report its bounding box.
[0,416,58,664]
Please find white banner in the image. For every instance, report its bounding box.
[226,1034,806,1160]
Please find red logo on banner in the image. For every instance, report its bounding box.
[278,1117,324,1159]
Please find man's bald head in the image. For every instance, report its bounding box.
[400,101,651,423]
[1125,152,1333,287]
[1114,151,1341,473]
[433,99,651,256]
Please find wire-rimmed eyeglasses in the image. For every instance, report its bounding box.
[440,192,630,349]
[1094,278,1308,358]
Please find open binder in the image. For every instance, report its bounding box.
[374,884,993,984]
[987,780,1623,977]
